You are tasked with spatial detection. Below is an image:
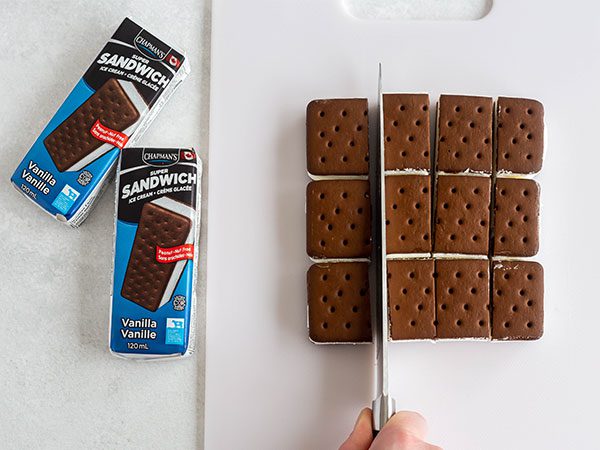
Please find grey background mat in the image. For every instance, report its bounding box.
[0,1,211,448]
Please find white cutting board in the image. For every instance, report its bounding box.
[205,1,600,448]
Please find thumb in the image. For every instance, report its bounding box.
[371,411,440,450]
[339,408,374,450]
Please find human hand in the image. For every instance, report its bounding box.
[339,408,442,450]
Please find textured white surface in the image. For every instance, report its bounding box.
[207,1,600,449]
[0,1,210,448]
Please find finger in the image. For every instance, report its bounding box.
[338,408,374,450]
[370,411,437,450]
[386,411,428,440]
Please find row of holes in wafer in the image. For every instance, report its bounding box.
[307,99,370,176]
[319,271,367,333]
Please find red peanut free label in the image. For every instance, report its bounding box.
[156,244,194,263]
[90,120,129,149]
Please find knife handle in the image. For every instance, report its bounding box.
[372,394,396,438]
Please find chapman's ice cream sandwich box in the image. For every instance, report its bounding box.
[110,147,201,359]
[10,18,190,227]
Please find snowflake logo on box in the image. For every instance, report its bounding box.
[172,295,186,311]
[77,170,93,186]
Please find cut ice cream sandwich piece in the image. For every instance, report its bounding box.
[434,175,491,255]
[436,94,493,174]
[306,99,369,176]
[44,78,142,172]
[493,178,540,257]
[307,262,371,343]
[385,175,432,254]
[121,198,193,312]
[306,179,372,259]
[435,259,490,339]
[387,259,436,340]
[496,97,544,175]
[383,94,431,171]
[492,260,544,340]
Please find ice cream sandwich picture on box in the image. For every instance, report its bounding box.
[44,78,144,173]
[110,147,201,359]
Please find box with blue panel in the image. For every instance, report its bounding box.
[10,18,190,227]
[110,147,201,359]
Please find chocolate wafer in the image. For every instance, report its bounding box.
[383,94,430,171]
[437,94,493,173]
[434,175,491,255]
[435,259,490,339]
[492,260,544,340]
[496,97,544,174]
[387,259,435,340]
[121,201,191,312]
[306,179,372,259]
[493,178,540,257]
[306,99,369,176]
[44,78,140,172]
[307,262,371,343]
[385,175,431,254]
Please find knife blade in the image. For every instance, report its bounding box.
[371,63,396,436]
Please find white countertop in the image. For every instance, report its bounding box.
[0,2,210,448]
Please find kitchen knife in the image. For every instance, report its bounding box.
[371,64,396,436]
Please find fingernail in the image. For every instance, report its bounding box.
[355,408,371,429]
